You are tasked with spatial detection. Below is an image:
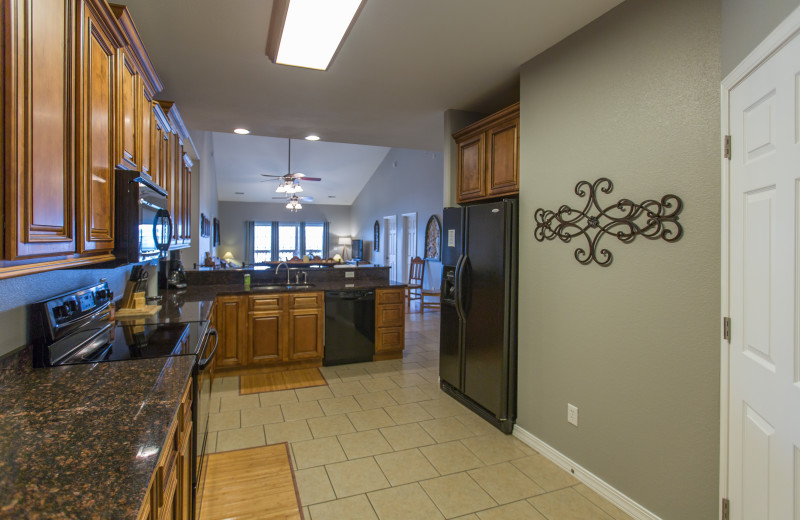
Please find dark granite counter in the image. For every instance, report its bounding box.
[0,356,195,519]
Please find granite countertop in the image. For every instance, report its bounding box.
[157,280,407,306]
[0,356,195,519]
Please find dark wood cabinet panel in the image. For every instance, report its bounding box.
[376,304,404,328]
[4,0,77,260]
[454,103,519,204]
[216,296,246,368]
[249,311,285,364]
[288,309,324,360]
[487,119,519,195]
[456,134,485,202]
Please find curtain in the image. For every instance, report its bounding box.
[244,221,255,266]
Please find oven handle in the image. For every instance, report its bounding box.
[198,328,218,369]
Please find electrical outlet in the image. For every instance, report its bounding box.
[567,404,579,426]
[345,271,355,278]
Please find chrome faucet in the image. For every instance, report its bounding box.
[275,262,290,285]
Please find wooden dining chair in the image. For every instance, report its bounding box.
[406,256,425,310]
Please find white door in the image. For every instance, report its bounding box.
[727,27,800,520]
[402,213,417,283]
[383,216,397,282]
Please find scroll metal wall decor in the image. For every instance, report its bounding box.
[534,178,683,266]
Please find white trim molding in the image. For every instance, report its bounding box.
[513,425,662,520]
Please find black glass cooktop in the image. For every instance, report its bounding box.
[57,321,206,366]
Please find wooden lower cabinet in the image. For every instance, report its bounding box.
[137,378,192,520]
[374,288,406,359]
[215,295,247,368]
[215,292,324,370]
[249,310,285,364]
[288,308,324,360]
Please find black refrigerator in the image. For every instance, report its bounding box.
[439,199,518,434]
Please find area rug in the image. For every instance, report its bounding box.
[199,444,303,520]
[239,367,327,395]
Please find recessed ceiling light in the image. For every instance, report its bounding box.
[233,128,250,135]
[266,0,366,71]
[305,135,321,141]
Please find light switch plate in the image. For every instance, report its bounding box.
[345,271,355,278]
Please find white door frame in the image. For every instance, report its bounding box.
[720,6,800,517]
[401,212,417,283]
[383,215,398,282]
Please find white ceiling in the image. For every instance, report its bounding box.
[212,133,391,204]
[117,0,625,151]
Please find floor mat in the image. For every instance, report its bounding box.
[240,367,327,395]
[199,444,303,520]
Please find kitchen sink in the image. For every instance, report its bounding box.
[250,283,316,291]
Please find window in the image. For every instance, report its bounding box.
[278,223,300,260]
[253,223,272,263]
[247,221,329,264]
[304,223,324,259]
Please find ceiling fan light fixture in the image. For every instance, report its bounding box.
[266,0,366,71]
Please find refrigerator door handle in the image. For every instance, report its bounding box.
[454,254,466,321]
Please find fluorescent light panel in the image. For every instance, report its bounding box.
[271,0,364,71]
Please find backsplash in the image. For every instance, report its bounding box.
[0,264,132,358]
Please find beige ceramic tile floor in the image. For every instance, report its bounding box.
[206,304,634,520]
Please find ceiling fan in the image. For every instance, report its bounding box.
[274,194,314,212]
[261,139,322,194]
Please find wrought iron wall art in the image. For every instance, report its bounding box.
[374,221,380,251]
[533,178,683,267]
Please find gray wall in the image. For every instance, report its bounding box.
[217,201,352,263]
[722,0,800,75]
[0,265,132,357]
[350,148,444,288]
[186,131,221,266]
[515,0,720,518]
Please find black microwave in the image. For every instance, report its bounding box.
[114,170,172,265]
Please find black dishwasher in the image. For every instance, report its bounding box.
[324,290,375,366]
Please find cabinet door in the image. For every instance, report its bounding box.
[4,0,77,259]
[456,133,485,203]
[486,118,519,196]
[216,296,246,368]
[376,304,404,328]
[116,48,138,170]
[178,422,192,520]
[375,326,404,353]
[248,310,285,364]
[287,308,324,360]
[140,89,153,176]
[77,1,117,254]
[181,163,191,241]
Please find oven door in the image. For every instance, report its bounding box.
[193,326,217,520]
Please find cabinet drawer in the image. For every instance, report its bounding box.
[250,295,283,311]
[376,304,404,328]
[376,327,404,352]
[376,289,404,305]
[290,292,322,309]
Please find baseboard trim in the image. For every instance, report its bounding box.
[513,425,662,520]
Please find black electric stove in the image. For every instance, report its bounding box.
[31,282,206,367]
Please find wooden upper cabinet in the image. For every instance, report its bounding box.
[453,102,519,204]
[151,103,171,189]
[116,48,139,170]
[109,4,164,174]
[157,100,192,248]
[76,0,127,255]
[3,0,77,260]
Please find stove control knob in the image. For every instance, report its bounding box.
[53,304,70,319]
[96,289,108,301]
[65,300,78,313]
